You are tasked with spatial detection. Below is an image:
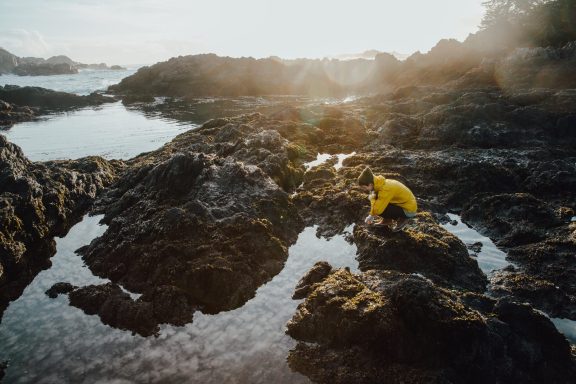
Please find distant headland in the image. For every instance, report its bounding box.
[0,48,126,76]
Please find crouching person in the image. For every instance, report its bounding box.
[357,166,417,231]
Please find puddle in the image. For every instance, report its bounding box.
[551,318,576,344]
[440,213,509,274]
[304,152,356,171]
[0,218,358,383]
[441,213,576,345]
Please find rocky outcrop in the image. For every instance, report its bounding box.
[0,135,120,319]
[12,62,78,76]
[67,282,194,337]
[52,113,311,333]
[460,193,576,319]
[0,48,125,76]
[0,100,36,127]
[287,267,576,384]
[0,48,18,74]
[0,85,115,111]
[354,212,487,292]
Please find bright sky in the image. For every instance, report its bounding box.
[0,0,486,65]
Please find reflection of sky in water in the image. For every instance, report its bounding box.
[551,318,576,344]
[441,213,509,274]
[442,214,576,345]
[1,102,195,162]
[0,216,358,383]
[0,69,137,96]
[304,152,356,171]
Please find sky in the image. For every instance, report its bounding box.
[0,0,486,65]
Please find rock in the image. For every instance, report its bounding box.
[45,282,77,298]
[71,119,306,330]
[467,241,483,254]
[0,100,36,127]
[66,283,193,336]
[287,267,576,384]
[0,135,121,319]
[0,360,7,381]
[354,212,487,292]
[461,193,561,247]
[0,48,18,74]
[293,261,333,300]
[0,85,115,111]
[13,62,78,76]
[490,270,576,319]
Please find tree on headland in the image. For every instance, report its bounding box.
[479,0,576,47]
[480,0,544,30]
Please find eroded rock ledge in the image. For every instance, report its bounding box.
[0,135,121,318]
[287,266,576,384]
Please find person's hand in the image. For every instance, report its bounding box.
[365,215,375,225]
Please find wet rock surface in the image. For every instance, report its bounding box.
[0,85,116,112]
[461,193,576,319]
[354,212,487,292]
[45,282,76,299]
[66,113,308,333]
[67,283,194,337]
[0,134,120,319]
[287,267,576,384]
[0,100,36,127]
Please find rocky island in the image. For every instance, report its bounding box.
[0,48,126,76]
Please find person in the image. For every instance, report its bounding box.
[357,166,417,231]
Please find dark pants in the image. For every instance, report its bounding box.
[380,204,409,219]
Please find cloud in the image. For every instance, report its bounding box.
[0,29,53,58]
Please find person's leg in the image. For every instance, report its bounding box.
[378,204,406,228]
[380,204,407,220]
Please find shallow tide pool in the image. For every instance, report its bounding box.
[1,102,195,161]
[0,216,358,383]
[441,213,576,344]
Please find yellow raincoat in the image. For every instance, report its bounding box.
[369,175,417,216]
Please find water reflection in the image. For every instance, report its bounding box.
[441,213,510,274]
[1,102,195,161]
[0,215,358,383]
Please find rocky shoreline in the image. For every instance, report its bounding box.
[1,35,576,382]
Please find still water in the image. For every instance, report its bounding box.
[441,213,510,275]
[1,102,194,161]
[441,213,576,344]
[0,215,358,383]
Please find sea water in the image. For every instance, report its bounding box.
[0,68,139,96]
[1,101,194,161]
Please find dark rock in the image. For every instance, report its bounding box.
[45,282,76,298]
[0,360,7,381]
[461,193,561,247]
[0,100,36,127]
[287,267,576,384]
[490,270,576,319]
[13,62,78,76]
[70,114,308,331]
[467,241,483,254]
[66,283,192,336]
[293,261,332,300]
[0,85,115,111]
[0,135,121,319]
[354,212,487,292]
